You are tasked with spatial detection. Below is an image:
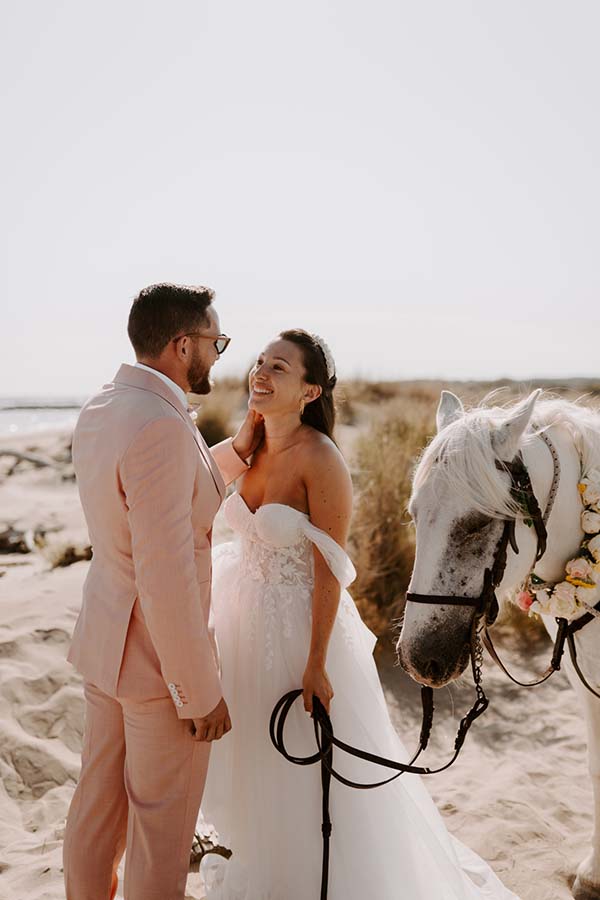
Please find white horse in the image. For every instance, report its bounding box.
[397,389,600,900]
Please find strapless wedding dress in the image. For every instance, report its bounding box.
[198,492,519,900]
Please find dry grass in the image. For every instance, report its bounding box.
[348,394,435,649]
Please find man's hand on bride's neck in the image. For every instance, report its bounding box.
[231,410,265,461]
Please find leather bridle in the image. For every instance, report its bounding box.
[407,431,600,698]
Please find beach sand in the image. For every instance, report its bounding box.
[0,430,593,900]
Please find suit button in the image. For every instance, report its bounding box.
[168,683,176,691]
[175,699,184,707]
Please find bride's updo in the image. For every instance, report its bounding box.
[279,329,337,441]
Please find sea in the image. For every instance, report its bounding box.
[0,397,84,437]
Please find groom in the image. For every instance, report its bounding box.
[63,283,262,900]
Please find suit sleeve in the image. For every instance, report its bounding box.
[210,436,249,486]
[120,416,223,719]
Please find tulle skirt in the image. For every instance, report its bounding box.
[199,542,519,900]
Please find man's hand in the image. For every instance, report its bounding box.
[190,697,232,742]
[232,409,264,461]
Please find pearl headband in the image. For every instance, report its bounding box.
[311,333,336,381]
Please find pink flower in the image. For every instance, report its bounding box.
[516,590,534,611]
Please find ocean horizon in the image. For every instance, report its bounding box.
[0,396,85,437]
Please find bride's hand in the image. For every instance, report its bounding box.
[302,660,334,715]
[232,409,264,460]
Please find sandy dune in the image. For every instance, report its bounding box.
[0,430,594,899]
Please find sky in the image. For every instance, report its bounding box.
[1,1,599,397]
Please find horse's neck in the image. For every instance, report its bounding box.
[503,426,584,592]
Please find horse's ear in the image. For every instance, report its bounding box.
[491,389,542,460]
[436,391,464,432]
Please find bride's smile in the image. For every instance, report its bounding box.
[248,337,321,417]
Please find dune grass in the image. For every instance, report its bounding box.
[348,394,435,648]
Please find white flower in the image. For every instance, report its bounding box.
[531,589,552,616]
[550,581,580,618]
[581,482,600,511]
[576,583,600,605]
[565,557,595,583]
[583,467,600,484]
[581,510,600,534]
[588,534,600,563]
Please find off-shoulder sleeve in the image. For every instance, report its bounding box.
[301,519,357,589]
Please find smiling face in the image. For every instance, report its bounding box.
[248,338,320,415]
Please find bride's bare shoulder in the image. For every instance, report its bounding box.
[298,428,351,482]
[299,427,344,460]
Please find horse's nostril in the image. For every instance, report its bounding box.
[425,658,441,680]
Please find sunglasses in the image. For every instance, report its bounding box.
[172,332,231,355]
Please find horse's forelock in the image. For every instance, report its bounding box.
[413,395,600,522]
[413,413,518,520]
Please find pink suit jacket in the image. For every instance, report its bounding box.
[68,363,247,719]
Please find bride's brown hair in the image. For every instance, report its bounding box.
[279,329,337,441]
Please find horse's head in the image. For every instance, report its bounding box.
[397,389,542,687]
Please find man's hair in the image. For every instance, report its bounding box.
[127,283,215,358]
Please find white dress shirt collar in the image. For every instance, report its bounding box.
[134,362,189,409]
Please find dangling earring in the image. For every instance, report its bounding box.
[299,396,306,416]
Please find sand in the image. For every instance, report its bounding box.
[0,429,594,900]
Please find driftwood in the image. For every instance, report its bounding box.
[0,450,55,476]
[46,542,92,568]
[0,524,62,555]
[0,525,35,554]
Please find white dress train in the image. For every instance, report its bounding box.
[198,492,519,900]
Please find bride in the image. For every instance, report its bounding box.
[199,329,518,900]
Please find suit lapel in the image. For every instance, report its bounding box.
[186,415,226,500]
[114,364,226,500]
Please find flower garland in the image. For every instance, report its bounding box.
[516,467,600,621]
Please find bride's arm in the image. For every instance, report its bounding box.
[302,440,353,715]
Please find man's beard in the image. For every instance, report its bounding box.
[187,350,212,395]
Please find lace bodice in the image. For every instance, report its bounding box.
[214,493,361,670]
[223,492,356,589]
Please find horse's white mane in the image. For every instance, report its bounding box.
[413,394,600,520]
